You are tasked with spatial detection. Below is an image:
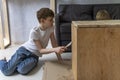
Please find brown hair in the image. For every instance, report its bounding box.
[96,10,111,20]
[37,8,54,22]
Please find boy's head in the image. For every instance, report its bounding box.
[96,9,111,20]
[37,8,54,22]
[37,8,54,29]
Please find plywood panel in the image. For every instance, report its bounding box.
[72,20,120,80]
[77,28,105,80]
[104,28,120,80]
[0,0,10,49]
[50,0,55,12]
[0,15,4,49]
[2,0,10,44]
[42,61,73,80]
[72,24,78,80]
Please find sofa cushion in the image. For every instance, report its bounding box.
[59,5,72,22]
[71,5,93,20]
[60,23,71,33]
[93,4,120,20]
[60,33,71,41]
[110,5,120,19]
[59,4,93,22]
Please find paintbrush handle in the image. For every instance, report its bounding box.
[65,41,72,48]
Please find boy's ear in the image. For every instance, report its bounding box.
[40,18,45,23]
[40,18,45,22]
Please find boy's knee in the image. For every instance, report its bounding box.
[3,73,13,76]
[17,65,31,75]
[17,58,38,75]
[17,64,37,75]
[17,69,28,75]
[1,70,13,76]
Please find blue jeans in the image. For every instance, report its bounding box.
[0,47,39,76]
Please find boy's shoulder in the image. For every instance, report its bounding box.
[30,26,40,35]
[31,26,40,32]
[33,26,39,31]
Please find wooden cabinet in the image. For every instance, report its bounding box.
[72,20,120,80]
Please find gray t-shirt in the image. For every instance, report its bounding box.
[22,26,54,57]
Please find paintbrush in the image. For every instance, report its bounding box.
[65,41,72,48]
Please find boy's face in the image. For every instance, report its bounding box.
[41,17,54,29]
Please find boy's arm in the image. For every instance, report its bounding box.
[34,40,55,54]
[50,32,64,63]
[34,39,65,55]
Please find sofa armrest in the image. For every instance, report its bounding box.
[55,13,61,46]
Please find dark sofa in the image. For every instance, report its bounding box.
[55,4,120,52]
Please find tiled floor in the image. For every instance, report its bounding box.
[0,43,71,80]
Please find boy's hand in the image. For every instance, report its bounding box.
[54,46,66,54]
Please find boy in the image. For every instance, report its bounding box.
[96,9,111,20]
[0,8,66,76]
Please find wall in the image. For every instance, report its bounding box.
[8,0,50,44]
